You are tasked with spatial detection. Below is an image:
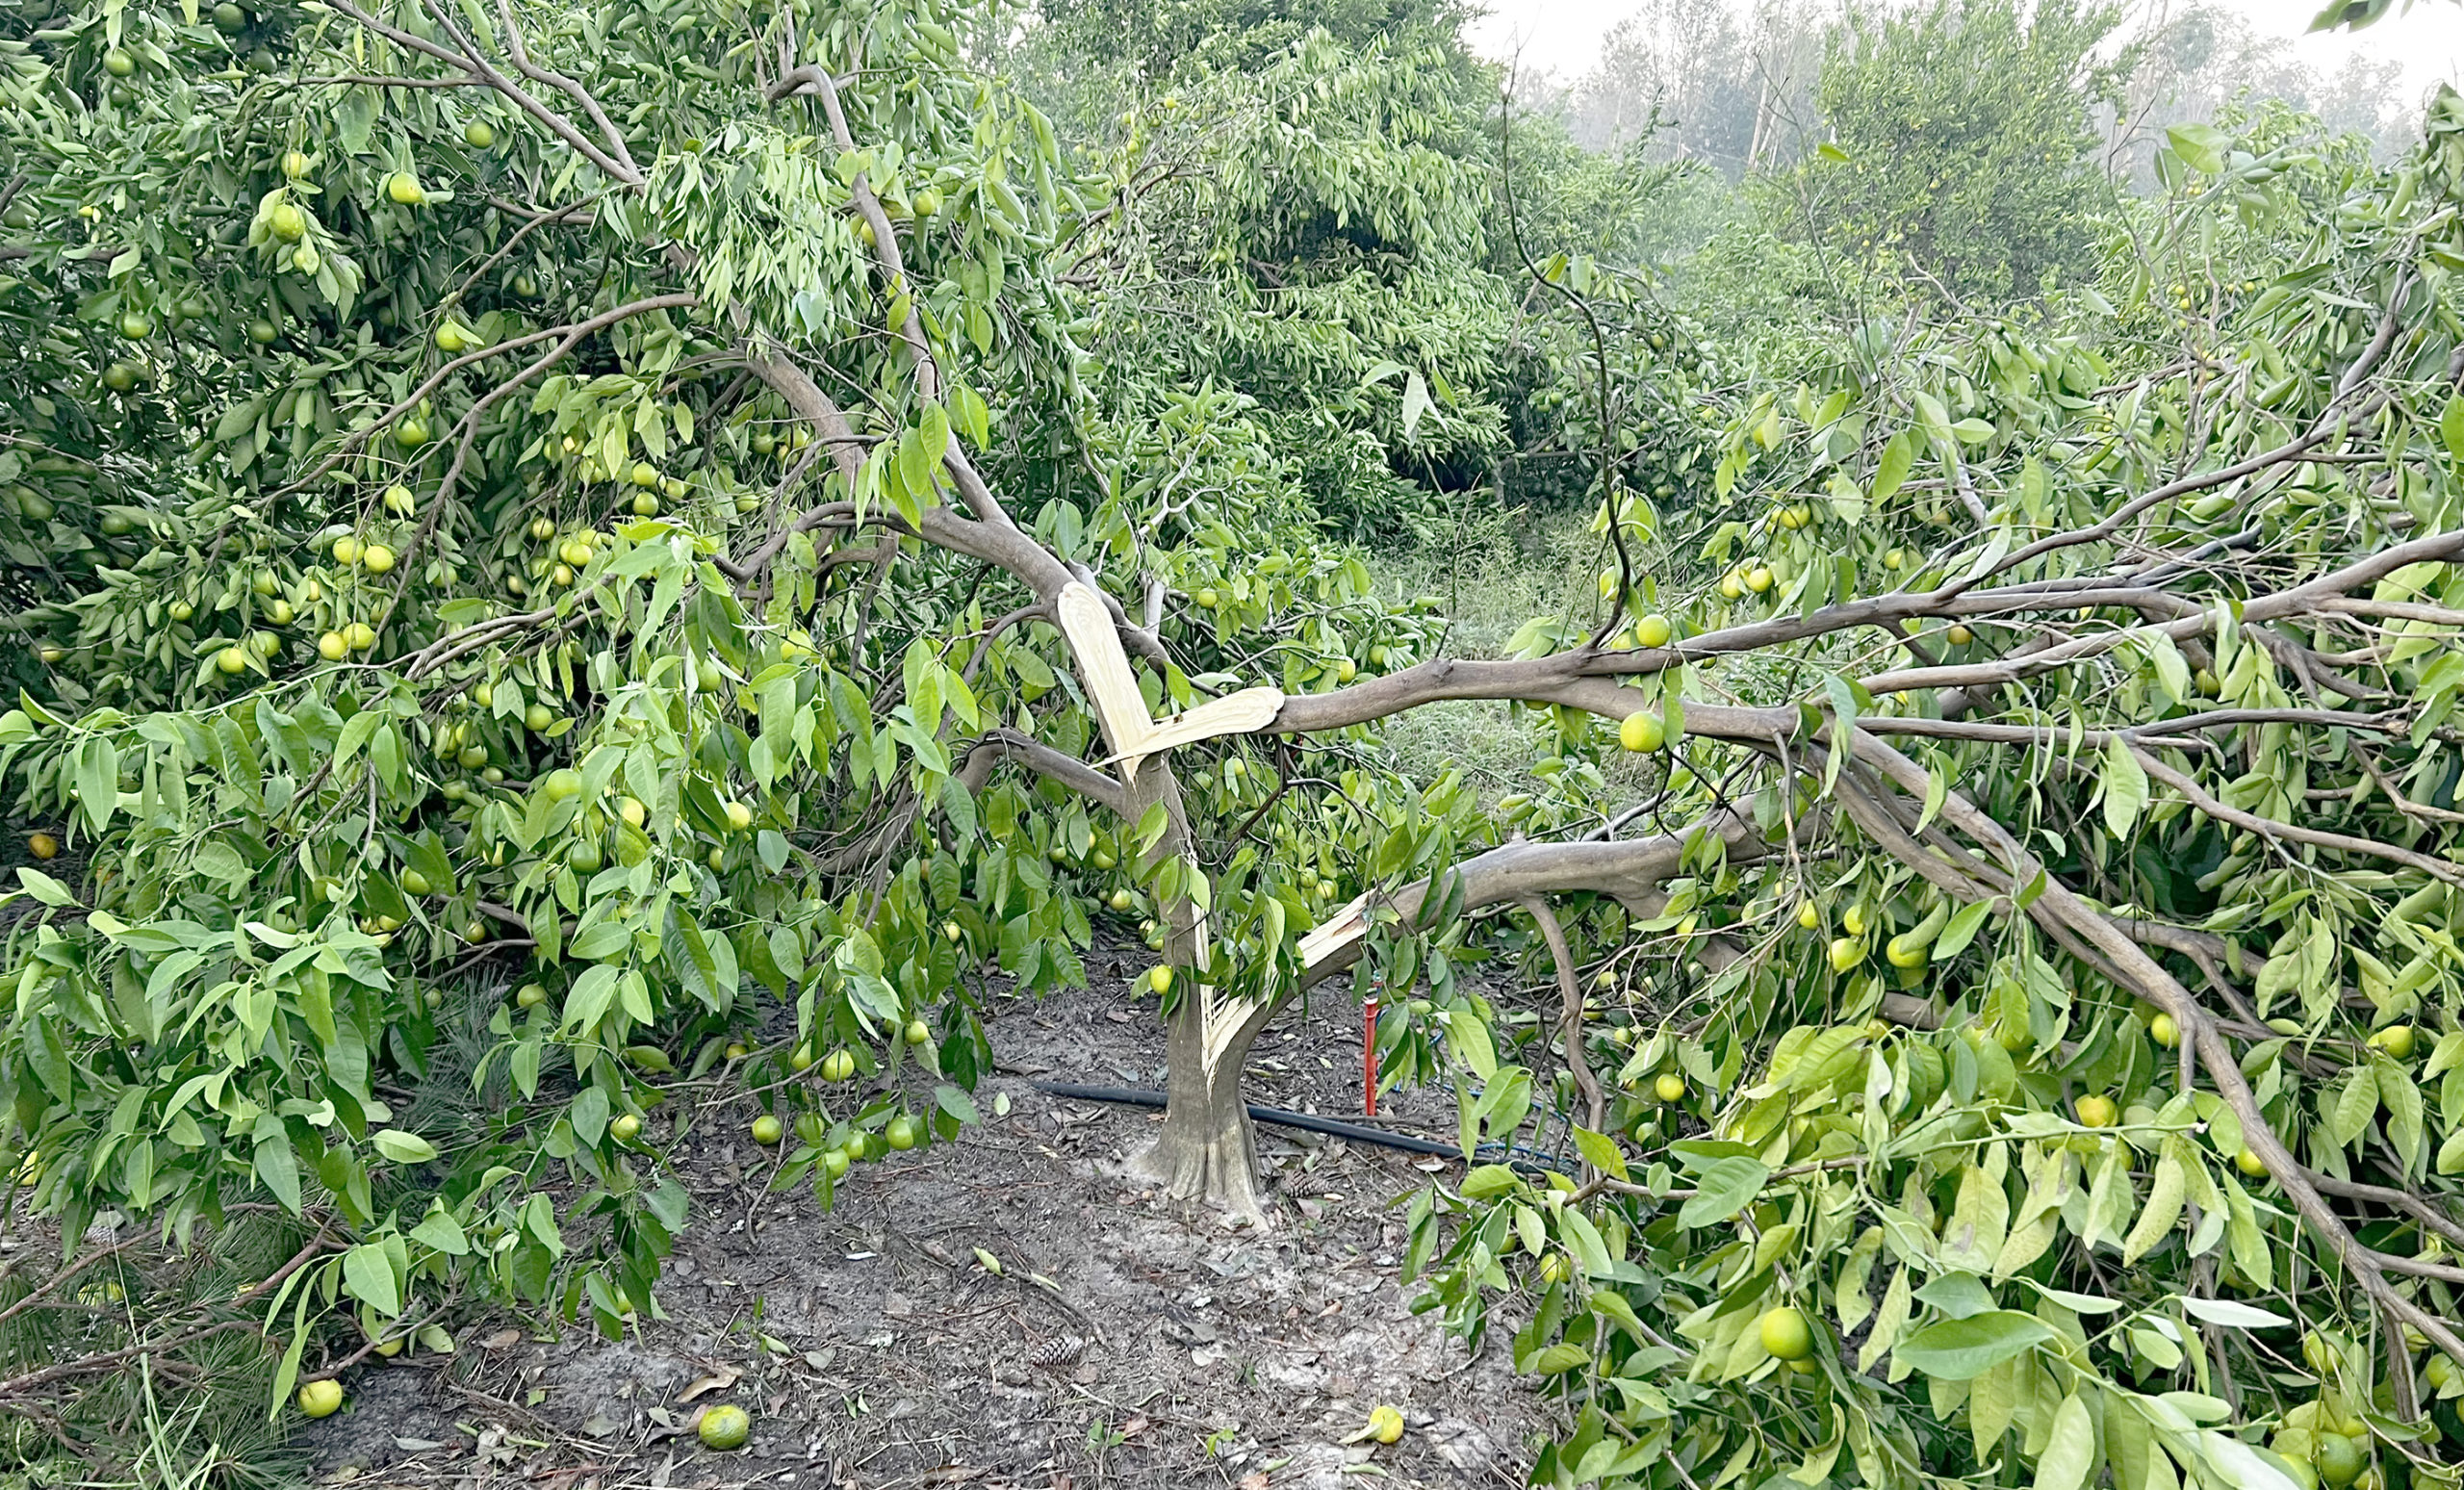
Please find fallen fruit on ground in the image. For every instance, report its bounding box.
[696,1403,751,1451]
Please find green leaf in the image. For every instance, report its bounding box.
[1445,1010,1497,1081]
[2165,122,2227,174]
[1460,1164,1522,1199]
[2034,1394,2095,1490]
[2327,1065,2379,1148]
[1873,432,1913,502]
[934,1084,979,1125]
[2101,736,2148,836]
[15,867,76,907]
[1891,1311,2052,1381]
[76,736,118,835]
[372,1130,440,1164]
[253,1129,301,1214]
[1572,1126,1630,1182]
[341,1241,401,1317]
[1677,1156,1768,1228]
[1935,900,1993,961]
[2122,1143,2188,1263]
[409,1209,470,1256]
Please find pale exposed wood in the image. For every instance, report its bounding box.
[1296,894,1372,972]
[1101,686,1286,766]
[1056,582,1155,775]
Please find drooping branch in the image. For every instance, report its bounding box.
[2126,742,2464,887]
[956,729,1131,816]
[1296,811,1764,989]
[1840,726,2464,1373]
[1520,893,1607,1143]
[323,0,641,185]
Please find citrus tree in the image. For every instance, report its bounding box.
[0,0,1466,1394]
[1371,92,2464,1490]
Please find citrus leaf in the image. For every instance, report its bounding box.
[2034,1393,2095,1490]
[1677,1156,1768,1227]
[1891,1310,2052,1381]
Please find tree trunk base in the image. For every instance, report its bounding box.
[1128,1102,1268,1227]
[1134,988,1276,1227]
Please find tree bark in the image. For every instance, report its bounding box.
[1130,987,1278,1224]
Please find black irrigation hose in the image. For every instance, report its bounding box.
[1029,1081,1469,1159]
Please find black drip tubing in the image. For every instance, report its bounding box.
[1028,1081,1465,1159]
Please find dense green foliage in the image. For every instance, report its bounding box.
[2,2,2462,1489]
[1806,0,2123,301]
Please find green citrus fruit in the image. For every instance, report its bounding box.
[2075,1094,2118,1128]
[2367,1025,2415,1060]
[749,1115,783,1145]
[697,1403,751,1451]
[885,1115,920,1150]
[820,1048,856,1082]
[463,119,495,149]
[296,1379,344,1417]
[2316,1434,2364,1488]
[1759,1306,1815,1361]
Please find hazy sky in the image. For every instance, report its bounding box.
[1467,0,2464,101]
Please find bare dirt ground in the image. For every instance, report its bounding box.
[292,944,1543,1490]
